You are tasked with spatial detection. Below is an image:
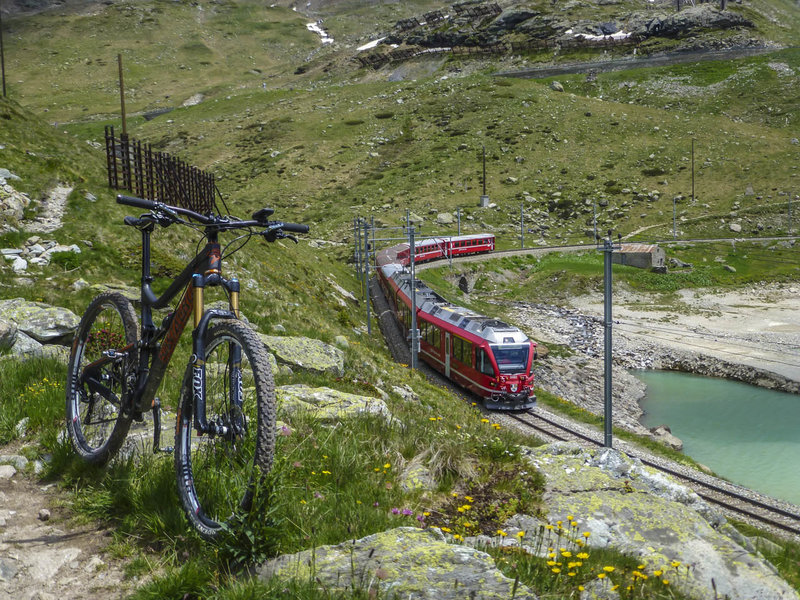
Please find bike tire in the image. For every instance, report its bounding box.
[66,292,139,464]
[174,319,276,541]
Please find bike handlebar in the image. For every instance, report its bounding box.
[116,194,309,237]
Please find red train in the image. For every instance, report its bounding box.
[376,234,536,410]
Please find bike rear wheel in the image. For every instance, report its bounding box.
[175,319,275,540]
[66,292,139,464]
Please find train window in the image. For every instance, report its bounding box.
[475,348,495,376]
[490,344,530,374]
[451,336,472,365]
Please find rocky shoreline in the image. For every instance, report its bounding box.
[509,292,800,447]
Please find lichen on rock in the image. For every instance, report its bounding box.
[523,443,799,600]
[256,527,537,599]
[277,384,393,424]
[259,333,345,377]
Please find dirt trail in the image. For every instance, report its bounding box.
[0,462,132,600]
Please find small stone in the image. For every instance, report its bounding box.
[729,223,742,233]
[723,265,736,273]
[550,81,564,92]
[38,508,51,521]
[0,465,17,479]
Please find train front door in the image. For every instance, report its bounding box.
[445,332,451,377]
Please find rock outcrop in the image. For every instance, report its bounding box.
[0,298,79,345]
[259,334,345,377]
[256,527,537,599]
[277,385,392,423]
[523,443,799,600]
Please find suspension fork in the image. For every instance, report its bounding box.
[190,271,241,436]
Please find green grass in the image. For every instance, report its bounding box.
[1,0,799,596]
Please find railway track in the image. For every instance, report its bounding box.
[504,408,800,539]
[369,273,800,540]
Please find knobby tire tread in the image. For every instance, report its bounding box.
[66,292,139,465]
[174,319,275,540]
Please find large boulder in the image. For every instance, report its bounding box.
[0,298,79,344]
[256,527,537,599]
[259,334,344,377]
[523,443,798,600]
[0,318,17,350]
[277,385,391,423]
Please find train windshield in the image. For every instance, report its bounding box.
[490,344,529,374]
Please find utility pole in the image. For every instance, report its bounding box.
[598,230,620,448]
[409,225,419,369]
[673,196,677,239]
[118,54,127,136]
[691,138,695,204]
[520,202,525,249]
[0,0,7,98]
[363,220,371,335]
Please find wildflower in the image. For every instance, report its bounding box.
[654,570,663,577]
[556,521,562,527]
[453,534,463,541]
[547,552,556,559]
[322,470,331,475]
[637,565,645,570]
[429,417,437,421]
[391,508,400,515]
[356,500,362,505]
[441,527,451,533]
[547,561,557,567]
[568,572,576,577]
[597,573,606,580]
[570,521,578,527]
[401,508,413,516]
[300,499,306,504]
[545,525,554,531]
[567,515,574,521]
[551,567,561,574]
[463,521,472,528]
[374,468,381,472]
[373,502,380,507]
[480,418,489,423]
[451,492,459,498]
[516,531,525,539]
[384,463,391,469]
[662,580,670,586]
[603,566,615,573]
[611,585,619,592]
[582,532,591,538]
[578,586,585,592]
[561,551,572,558]
[497,530,507,537]
[577,553,589,560]
[671,561,681,568]
[423,511,431,517]
[464,496,473,503]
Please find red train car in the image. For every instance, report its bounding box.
[376,239,536,410]
[376,234,495,267]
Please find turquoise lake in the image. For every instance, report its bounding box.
[633,370,800,505]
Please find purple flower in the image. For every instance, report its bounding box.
[373,502,380,507]
[416,514,425,522]
[391,507,400,515]
[401,509,413,516]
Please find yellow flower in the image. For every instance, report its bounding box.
[611,585,619,592]
[464,496,473,502]
[638,564,645,570]
[547,560,557,567]
[654,570,663,577]
[497,530,508,537]
[300,500,306,504]
[441,527,451,533]
[561,551,572,558]
[671,561,681,568]
[322,470,331,475]
[578,586,585,592]
[597,573,606,579]
[582,532,591,538]
[481,418,489,423]
[384,463,391,469]
[570,521,578,527]
[567,515,573,520]
[577,553,589,560]
[551,567,561,574]
[603,566,615,573]
[568,572,576,577]
[516,531,525,539]
[423,512,431,517]
[663,580,670,586]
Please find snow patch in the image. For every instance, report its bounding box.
[306,22,333,45]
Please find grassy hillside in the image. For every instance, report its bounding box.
[1,0,800,597]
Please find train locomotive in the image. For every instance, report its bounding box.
[376,234,537,410]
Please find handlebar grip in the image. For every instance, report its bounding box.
[281,223,310,234]
[117,194,156,210]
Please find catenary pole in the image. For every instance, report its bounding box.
[409,226,418,369]
[600,231,618,448]
[0,0,7,98]
[363,220,371,335]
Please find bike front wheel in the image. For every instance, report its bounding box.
[66,292,139,464]
[175,319,276,540]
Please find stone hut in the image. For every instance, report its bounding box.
[612,243,666,272]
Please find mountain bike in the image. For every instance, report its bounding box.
[65,194,308,540]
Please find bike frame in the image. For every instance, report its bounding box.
[132,220,243,436]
